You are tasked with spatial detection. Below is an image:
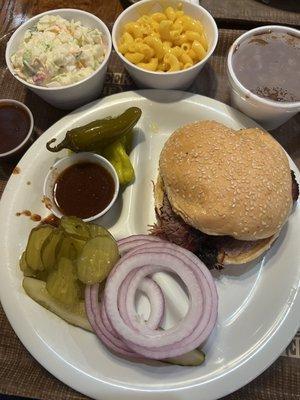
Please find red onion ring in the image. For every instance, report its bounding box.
[118,274,165,330]
[117,235,164,256]
[85,236,218,360]
[104,249,216,358]
[85,273,165,358]
[85,285,123,354]
[86,284,139,358]
[127,243,218,346]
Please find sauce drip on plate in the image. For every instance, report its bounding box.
[54,162,115,219]
[0,103,31,153]
[232,31,300,102]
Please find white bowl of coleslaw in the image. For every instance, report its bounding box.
[112,0,218,90]
[6,9,112,110]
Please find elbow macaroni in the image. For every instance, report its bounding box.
[118,3,208,72]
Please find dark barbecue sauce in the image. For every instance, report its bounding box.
[232,31,300,102]
[53,162,115,219]
[0,103,31,153]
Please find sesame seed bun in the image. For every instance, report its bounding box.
[159,121,292,241]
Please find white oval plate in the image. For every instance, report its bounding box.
[0,90,299,400]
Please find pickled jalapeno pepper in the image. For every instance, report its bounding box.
[102,141,135,186]
[46,107,142,153]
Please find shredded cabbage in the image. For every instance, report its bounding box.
[11,15,105,87]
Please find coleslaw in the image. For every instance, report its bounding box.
[10,15,106,87]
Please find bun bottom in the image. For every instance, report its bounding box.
[220,233,278,265]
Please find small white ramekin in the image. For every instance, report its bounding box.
[6,9,112,110]
[0,99,34,159]
[112,0,218,90]
[43,152,119,222]
[227,25,300,130]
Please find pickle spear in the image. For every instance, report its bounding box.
[23,277,92,332]
[23,276,206,365]
[164,349,205,366]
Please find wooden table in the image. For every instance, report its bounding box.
[0,1,299,399]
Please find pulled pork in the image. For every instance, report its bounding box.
[292,170,299,202]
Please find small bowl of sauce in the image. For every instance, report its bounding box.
[43,152,119,222]
[0,99,34,158]
[227,26,300,130]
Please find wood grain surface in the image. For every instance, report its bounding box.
[0,0,299,399]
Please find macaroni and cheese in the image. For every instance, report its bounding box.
[118,4,208,72]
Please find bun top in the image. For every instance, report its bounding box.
[159,121,292,240]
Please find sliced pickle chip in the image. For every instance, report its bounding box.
[25,225,54,271]
[70,236,86,255]
[87,224,113,239]
[20,251,37,277]
[20,251,28,271]
[23,277,92,332]
[77,236,119,284]
[56,235,85,261]
[20,251,48,281]
[60,216,90,240]
[46,257,80,305]
[41,228,64,270]
[56,236,76,260]
[78,280,86,300]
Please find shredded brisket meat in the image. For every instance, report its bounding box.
[150,193,201,253]
[150,170,299,269]
[150,192,219,269]
[291,170,299,202]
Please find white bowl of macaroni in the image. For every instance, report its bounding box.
[112,0,218,89]
[6,9,112,110]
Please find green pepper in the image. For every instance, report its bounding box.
[46,107,142,153]
[102,141,135,186]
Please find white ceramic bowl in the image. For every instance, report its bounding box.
[43,152,119,222]
[227,25,300,130]
[6,9,112,110]
[0,99,34,158]
[112,0,218,90]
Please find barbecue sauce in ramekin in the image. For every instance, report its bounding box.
[0,102,31,154]
[53,161,115,219]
